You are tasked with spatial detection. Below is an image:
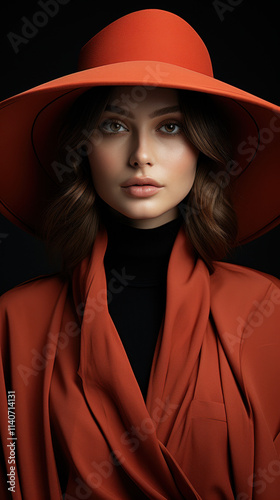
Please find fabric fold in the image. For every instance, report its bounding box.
[73,226,201,498]
[1,225,280,499]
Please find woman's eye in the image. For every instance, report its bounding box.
[159,122,181,135]
[99,119,127,134]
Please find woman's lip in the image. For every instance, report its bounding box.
[121,177,163,188]
[121,185,163,197]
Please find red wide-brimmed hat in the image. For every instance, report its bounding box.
[0,9,279,243]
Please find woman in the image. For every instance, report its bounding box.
[0,9,280,500]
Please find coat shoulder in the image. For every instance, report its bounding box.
[211,260,280,298]
[210,261,280,357]
[0,274,68,316]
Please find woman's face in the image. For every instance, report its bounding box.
[88,86,199,228]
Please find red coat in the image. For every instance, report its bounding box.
[0,226,280,499]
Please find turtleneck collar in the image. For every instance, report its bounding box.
[97,199,184,286]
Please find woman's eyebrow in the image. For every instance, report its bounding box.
[104,104,134,118]
[103,104,181,119]
[149,105,181,118]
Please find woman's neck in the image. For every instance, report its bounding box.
[99,203,183,286]
[96,196,180,229]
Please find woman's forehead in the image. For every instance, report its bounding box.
[106,85,180,113]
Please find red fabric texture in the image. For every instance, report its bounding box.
[0,226,280,499]
[78,10,213,75]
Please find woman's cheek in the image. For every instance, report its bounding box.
[162,138,198,164]
[89,149,116,178]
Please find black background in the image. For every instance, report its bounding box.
[0,0,280,295]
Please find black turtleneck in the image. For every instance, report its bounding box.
[99,202,183,399]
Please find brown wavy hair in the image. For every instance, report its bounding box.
[42,86,238,275]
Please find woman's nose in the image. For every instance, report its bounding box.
[128,132,155,168]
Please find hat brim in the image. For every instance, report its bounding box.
[0,60,280,243]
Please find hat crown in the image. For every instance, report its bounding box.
[78,9,213,77]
